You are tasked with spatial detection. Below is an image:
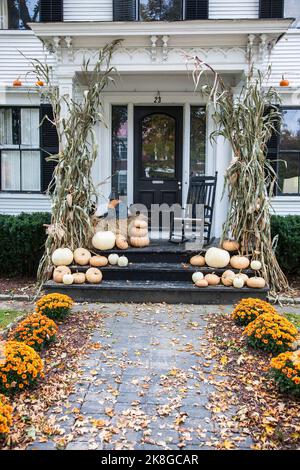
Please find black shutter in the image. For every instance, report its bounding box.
[40,105,59,193]
[40,0,63,22]
[113,0,136,21]
[186,0,209,20]
[259,0,284,19]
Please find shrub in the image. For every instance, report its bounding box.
[243,313,298,354]
[0,394,12,439]
[10,313,58,351]
[231,298,277,326]
[270,351,300,397]
[0,212,50,277]
[0,341,44,395]
[35,293,74,321]
[271,215,300,275]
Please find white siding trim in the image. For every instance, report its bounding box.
[210,0,259,19]
[0,193,51,215]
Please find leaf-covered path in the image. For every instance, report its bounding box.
[27,303,256,451]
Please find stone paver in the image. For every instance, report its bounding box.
[25,302,300,451]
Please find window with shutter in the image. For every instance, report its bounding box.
[40,0,63,22]
[40,105,59,194]
[185,0,209,20]
[259,0,284,19]
[113,0,136,21]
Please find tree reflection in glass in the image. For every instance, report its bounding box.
[140,0,182,21]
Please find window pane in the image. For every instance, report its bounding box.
[7,0,40,30]
[0,108,13,145]
[1,150,20,190]
[141,113,176,179]
[280,109,300,151]
[277,152,300,194]
[112,105,128,196]
[21,108,40,147]
[0,0,8,29]
[140,0,182,21]
[190,106,206,176]
[21,151,40,191]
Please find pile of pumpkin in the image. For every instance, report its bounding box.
[52,247,129,286]
[92,217,150,251]
[190,243,266,289]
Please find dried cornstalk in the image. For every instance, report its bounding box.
[192,58,290,295]
[29,40,121,283]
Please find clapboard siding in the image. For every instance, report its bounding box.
[0,32,55,85]
[209,0,259,18]
[267,31,300,87]
[271,198,300,216]
[64,0,113,21]
[0,195,51,215]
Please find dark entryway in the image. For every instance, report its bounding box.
[134,106,183,209]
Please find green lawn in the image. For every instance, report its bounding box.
[0,309,23,330]
[284,312,300,329]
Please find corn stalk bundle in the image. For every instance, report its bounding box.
[29,40,121,282]
[192,58,290,295]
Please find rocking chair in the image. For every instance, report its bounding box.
[169,173,218,246]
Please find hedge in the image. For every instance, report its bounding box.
[0,213,50,277]
[271,215,300,275]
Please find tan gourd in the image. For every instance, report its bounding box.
[130,236,150,248]
[239,273,249,282]
[190,255,206,267]
[53,266,71,283]
[222,240,240,252]
[195,279,209,288]
[205,248,230,269]
[221,270,235,286]
[246,277,266,289]
[90,256,108,267]
[205,274,221,286]
[86,268,103,284]
[74,248,91,266]
[133,219,148,229]
[230,255,250,270]
[116,235,129,250]
[129,227,148,238]
[73,273,86,284]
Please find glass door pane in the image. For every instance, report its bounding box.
[112,105,128,196]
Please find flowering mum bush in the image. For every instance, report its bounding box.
[243,313,298,354]
[0,394,12,438]
[0,341,44,394]
[10,313,58,351]
[270,350,300,397]
[35,293,73,320]
[231,298,277,326]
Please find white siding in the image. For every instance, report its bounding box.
[64,0,113,22]
[268,31,300,88]
[209,0,259,19]
[271,198,300,216]
[0,31,55,86]
[0,195,51,215]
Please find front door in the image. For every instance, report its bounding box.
[134,106,183,208]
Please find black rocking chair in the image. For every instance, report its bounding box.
[169,172,218,246]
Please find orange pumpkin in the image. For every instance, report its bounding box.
[280,76,289,87]
[35,79,44,87]
[13,78,22,87]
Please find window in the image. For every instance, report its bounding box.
[268,108,300,195]
[190,106,206,176]
[0,107,41,192]
[0,0,40,30]
[140,0,183,21]
[112,105,128,196]
[113,0,209,21]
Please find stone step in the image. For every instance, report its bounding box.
[43,279,268,305]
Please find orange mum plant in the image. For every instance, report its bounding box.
[0,394,12,439]
[10,313,58,351]
[243,313,298,354]
[231,298,277,326]
[35,293,73,320]
[270,350,300,397]
[0,341,44,395]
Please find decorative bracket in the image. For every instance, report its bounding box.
[162,35,169,62]
[150,35,158,63]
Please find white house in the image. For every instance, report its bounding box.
[0,0,300,239]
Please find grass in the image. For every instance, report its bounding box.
[284,312,300,329]
[0,309,23,330]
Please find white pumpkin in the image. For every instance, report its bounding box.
[192,272,204,284]
[251,260,262,271]
[205,247,230,269]
[52,248,73,267]
[108,253,119,265]
[118,256,129,267]
[233,276,245,289]
[63,273,74,285]
[92,231,116,251]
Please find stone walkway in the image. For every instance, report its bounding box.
[26,302,300,451]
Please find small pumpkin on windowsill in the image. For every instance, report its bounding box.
[36,78,44,87]
[13,77,22,87]
[280,75,290,87]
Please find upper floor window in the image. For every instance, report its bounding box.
[140,0,182,21]
[113,0,209,21]
[0,0,40,30]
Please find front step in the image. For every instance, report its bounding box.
[44,280,268,305]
